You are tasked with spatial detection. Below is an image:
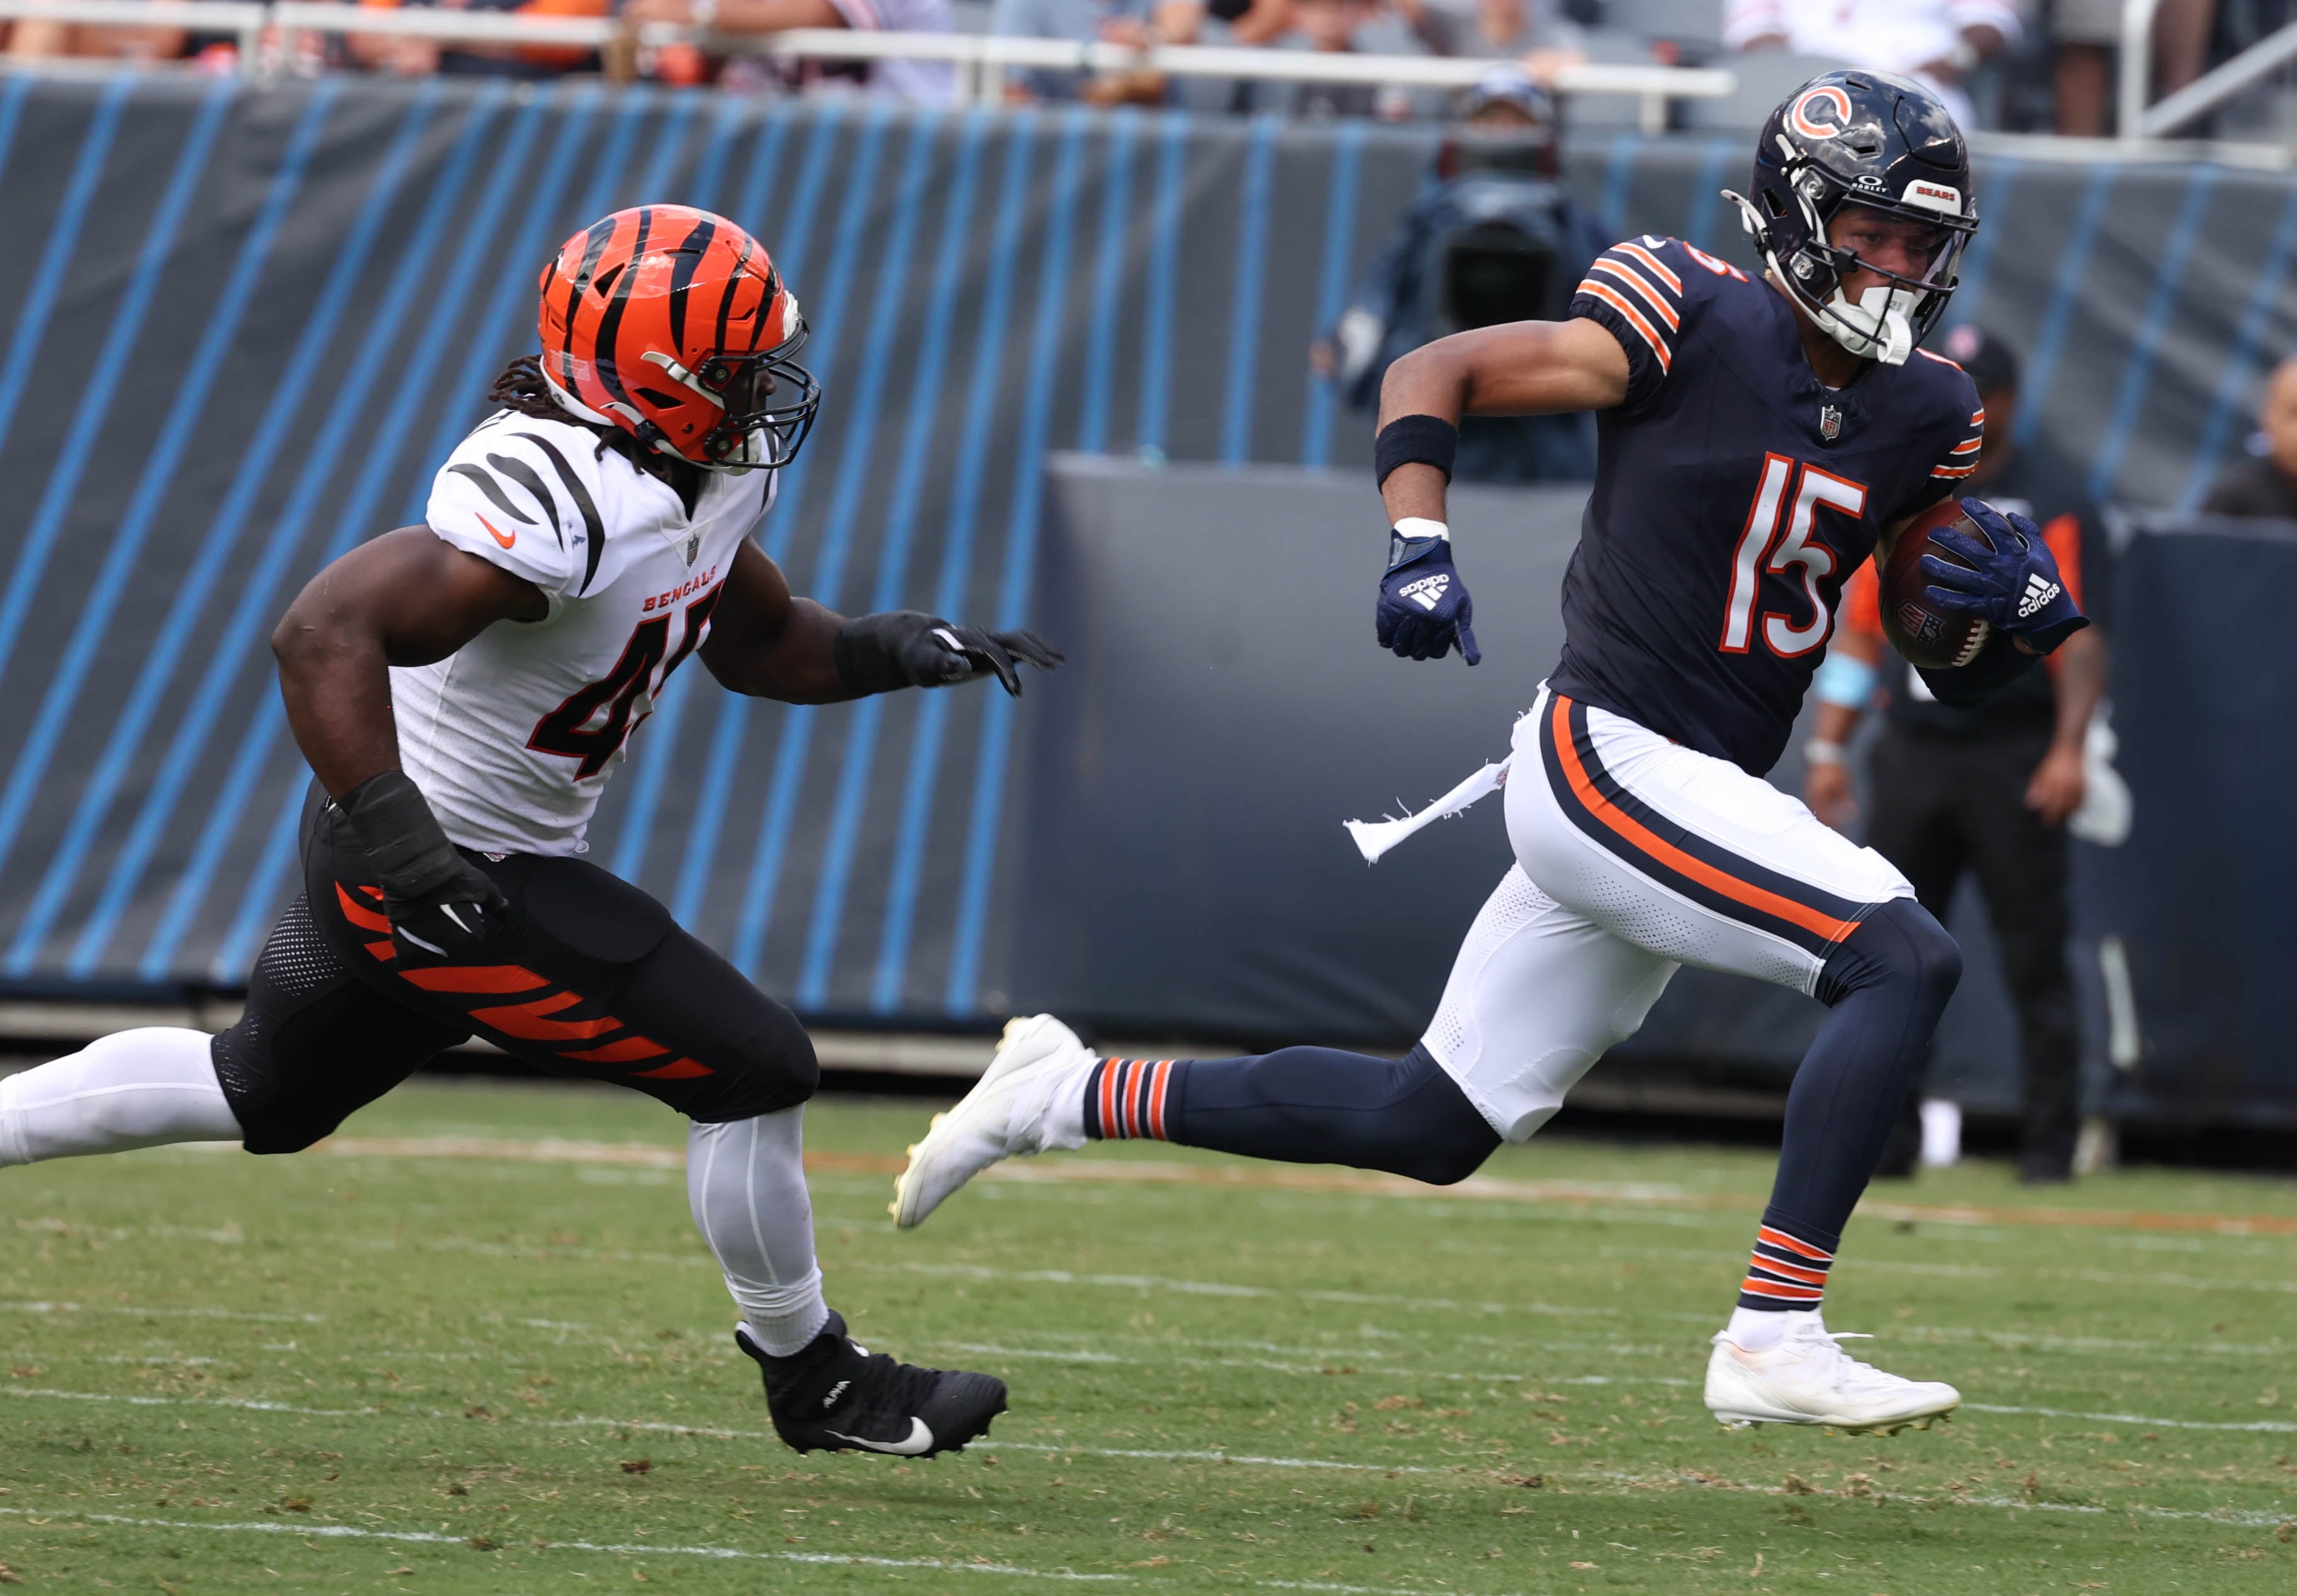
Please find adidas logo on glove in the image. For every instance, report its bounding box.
[2017,573,2060,619]
[1400,572,1451,611]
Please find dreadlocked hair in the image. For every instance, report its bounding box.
[486,355,697,499]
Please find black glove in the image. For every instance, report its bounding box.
[1921,497,2090,654]
[333,771,509,963]
[833,611,1064,698]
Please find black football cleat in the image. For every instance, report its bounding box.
[735,1311,1007,1458]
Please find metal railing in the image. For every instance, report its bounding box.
[0,0,1731,126]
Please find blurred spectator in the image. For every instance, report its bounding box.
[6,6,186,62]
[2202,352,2297,516]
[1397,0,1582,79]
[1312,72,1602,477]
[1158,0,1295,45]
[349,0,609,79]
[1808,325,2111,1186]
[1723,0,2018,131]
[1263,0,1428,119]
[988,0,1201,103]
[622,0,958,101]
[2054,0,2217,137]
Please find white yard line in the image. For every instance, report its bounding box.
[1585,1468,2296,1531]
[0,1505,1127,1581]
[1960,1402,2297,1434]
[868,1261,1609,1318]
[0,1299,323,1323]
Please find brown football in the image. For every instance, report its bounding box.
[1878,498,1995,671]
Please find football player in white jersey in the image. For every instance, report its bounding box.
[0,206,1057,1459]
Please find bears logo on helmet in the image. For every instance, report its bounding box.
[537,205,821,474]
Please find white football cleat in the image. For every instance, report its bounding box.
[890,1013,1095,1230]
[1704,1312,1959,1435]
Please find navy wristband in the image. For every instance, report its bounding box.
[1374,413,1459,488]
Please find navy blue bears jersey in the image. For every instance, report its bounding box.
[1548,235,1982,776]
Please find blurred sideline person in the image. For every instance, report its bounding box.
[0,207,1058,1460]
[900,73,2089,1436]
[1724,0,2018,131]
[2202,351,2297,517]
[1807,326,2110,1185]
[621,0,957,102]
[1311,72,1605,481]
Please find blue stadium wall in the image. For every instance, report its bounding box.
[0,70,2293,1054]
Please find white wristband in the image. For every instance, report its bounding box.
[1392,516,1449,542]
[1803,739,1848,766]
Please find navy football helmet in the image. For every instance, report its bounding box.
[1723,70,1977,367]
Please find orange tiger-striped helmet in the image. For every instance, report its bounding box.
[537,204,820,473]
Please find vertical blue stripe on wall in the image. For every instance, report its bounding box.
[727,104,894,979]
[2088,167,2220,504]
[870,116,1036,1012]
[1681,140,1732,253]
[1944,158,2017,330]
[1219,114,1278,467]
[944,111,1090,1014]
[2013,164,2118,453]
[1301,120,1364,469]
[1136,111,1187,459]
[1077,109,1136,457]
[2180,181,2297,513]
[798,113,988,1010]
[789,115,944,1008]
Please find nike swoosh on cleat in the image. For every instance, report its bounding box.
[824,1417,935,1456]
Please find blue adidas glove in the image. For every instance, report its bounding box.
[1377,523,1480,665]
[1920,496,2089,654]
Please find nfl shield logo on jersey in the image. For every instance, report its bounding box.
[1819,405,1842,442]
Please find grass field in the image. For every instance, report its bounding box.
[1,1078,2293,1593]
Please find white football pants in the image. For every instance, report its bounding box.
[1423,688,1914,1142]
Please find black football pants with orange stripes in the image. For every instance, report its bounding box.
[210,792,817,1155]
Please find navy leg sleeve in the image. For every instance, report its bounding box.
[1138,1044,1499,1186]
[1761,897,1962,1253]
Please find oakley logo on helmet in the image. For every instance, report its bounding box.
[1787,86,1853,140]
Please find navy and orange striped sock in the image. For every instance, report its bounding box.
[1735,1215,1835,1312]
[1083,1057,1181,1141]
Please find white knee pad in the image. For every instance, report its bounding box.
[0,1029,240,1167]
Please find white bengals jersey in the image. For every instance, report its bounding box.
[391,410,772,857]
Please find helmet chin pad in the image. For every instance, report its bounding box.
[1819,282,1916,366]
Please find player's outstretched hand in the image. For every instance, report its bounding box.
[1920,498,2088,654]
[837,611,1063,698]
[1377,528,1480,666]
[334,770,509,963]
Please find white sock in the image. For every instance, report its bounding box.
[1034,1054,1098,1152]
[686,1107,829,1358]
[0,1029,241,1167]
[1726,1305,1820,1351]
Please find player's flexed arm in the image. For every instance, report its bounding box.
[1368,320,1631,665]
[698,540,1060,703]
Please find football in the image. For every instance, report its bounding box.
[1878,496,1995,671]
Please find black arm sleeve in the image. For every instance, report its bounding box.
[1913,631,2044,708]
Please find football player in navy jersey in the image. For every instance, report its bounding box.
[896,72,2089,1436]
